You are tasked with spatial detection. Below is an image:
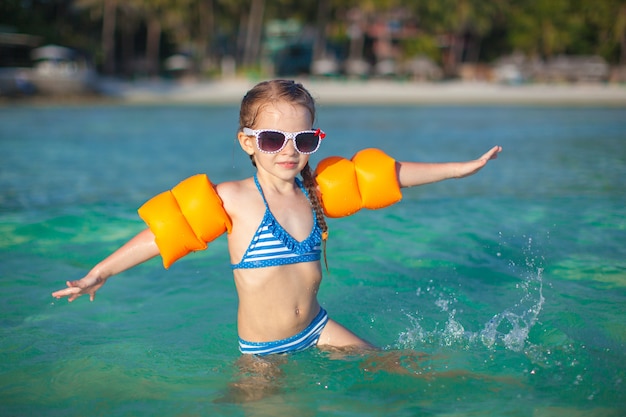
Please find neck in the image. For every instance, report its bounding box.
[255,172,300,195]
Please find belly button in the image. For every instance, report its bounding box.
[295,307,300,316]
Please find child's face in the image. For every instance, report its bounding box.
[239,101,314,178]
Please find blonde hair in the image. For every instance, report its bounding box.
[239,80,329,267]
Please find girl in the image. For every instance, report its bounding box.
[52,79,501,356]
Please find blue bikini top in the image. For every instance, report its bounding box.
[231,175,322,269]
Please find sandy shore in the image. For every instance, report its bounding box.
[115,78,626,106]
[3,78,625,106]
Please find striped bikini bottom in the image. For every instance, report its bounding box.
[238,308,328,356]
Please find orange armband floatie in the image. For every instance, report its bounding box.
[138,174,232,268]
[314,148,402,218]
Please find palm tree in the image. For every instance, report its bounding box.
[242,0,265,68]
[75,0,117,74]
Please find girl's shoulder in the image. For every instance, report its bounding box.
[216,177,256,206]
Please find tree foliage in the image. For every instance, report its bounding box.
[1,0,625,76]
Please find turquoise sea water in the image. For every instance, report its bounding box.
[0,103,624,416]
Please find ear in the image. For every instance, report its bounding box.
[238,131,255,156]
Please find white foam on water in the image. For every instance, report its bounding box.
[395,236,545,353]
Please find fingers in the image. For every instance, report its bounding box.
[52,286,81,300]
[477,146,502,163]
[486,145,502,160]
[52,280,90,302]
[52,275,103,303]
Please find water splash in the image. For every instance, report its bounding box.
[480,266,544,352]
[395,235,545,353]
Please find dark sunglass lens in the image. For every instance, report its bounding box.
[258,131,286,152]
[295,133,319,153]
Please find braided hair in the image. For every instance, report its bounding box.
[239,80,329,267]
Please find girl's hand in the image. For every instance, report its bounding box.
[52,274,108,302]
[398,146,503,187]
[455,145,502,178]
[51,228,159,303]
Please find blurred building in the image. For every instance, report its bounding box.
[0,30,40,96]
[1,29,98,97]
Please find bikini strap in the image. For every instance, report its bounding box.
[253,174,269,209]
[296,177,308,198]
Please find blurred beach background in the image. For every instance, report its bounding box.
[1,1,626,417]
[2,0,626,105]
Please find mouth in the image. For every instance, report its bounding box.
[278,161,299,169]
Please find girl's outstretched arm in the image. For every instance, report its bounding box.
[52,228,159,302]
[397,146,502,188]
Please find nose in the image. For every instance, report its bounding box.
[281,137,299,155]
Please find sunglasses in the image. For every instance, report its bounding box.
[243,127,326,154]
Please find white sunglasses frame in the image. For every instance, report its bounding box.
[243,127,325,154]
